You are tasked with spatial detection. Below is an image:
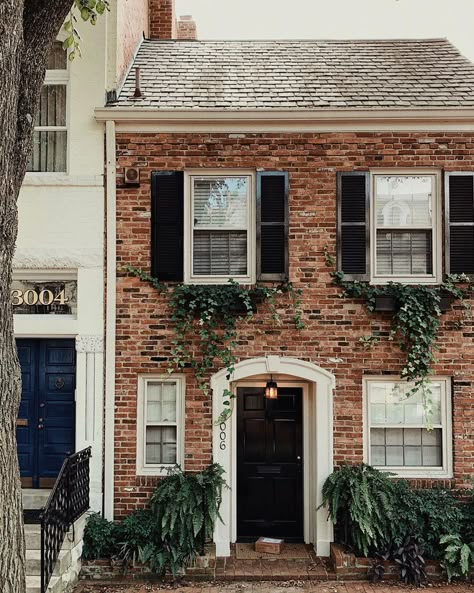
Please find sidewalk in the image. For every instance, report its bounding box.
[76,580,474,593]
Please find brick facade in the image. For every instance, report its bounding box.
[113,131,474,517]
[149,0,176,40]
[116,0,149,86]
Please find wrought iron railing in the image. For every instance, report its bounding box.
[40,447,91,593]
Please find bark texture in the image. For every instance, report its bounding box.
[0,2,76,592]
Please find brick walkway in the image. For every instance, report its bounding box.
[76,581,474,593]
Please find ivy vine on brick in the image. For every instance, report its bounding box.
[331,270,472,420]
[122,265,303,423]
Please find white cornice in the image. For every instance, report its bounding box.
[94,107,474,133]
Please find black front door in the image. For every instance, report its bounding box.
[16,339,76,488]
[237,387,303,541]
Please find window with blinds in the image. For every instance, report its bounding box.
[364,378,452,478]
[27,42,67,173]
[191,176,250,278]
[373,175,436,279]
[137,376,184,475]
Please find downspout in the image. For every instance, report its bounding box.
[104,119,116,519]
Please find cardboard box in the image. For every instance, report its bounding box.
[255,537,284,555]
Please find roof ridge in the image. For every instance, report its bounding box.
[144,37,450,44]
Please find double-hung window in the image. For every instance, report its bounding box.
[27,42,68,173]
[188,173,253,282]
[364,377,452,478]
[338,170,441,284]
[150,170,288,284]
[136,375,184,475]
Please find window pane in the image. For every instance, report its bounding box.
[193,177,248,228]
[147,382,176,422]
[146,426,177,464]
[47,41,67,69]
[27,131,67,172]
[376,231,432,276]
[193,230,247,276]
[375,176,433,227]
[370,427,442,468]
[35,85,66,127]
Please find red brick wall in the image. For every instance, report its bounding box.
[116,0,149,86]
[113,131,474,516]
[149,0,176,39]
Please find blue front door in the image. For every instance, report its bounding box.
[17,339,76,488]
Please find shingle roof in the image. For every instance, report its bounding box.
[116,38,474,109]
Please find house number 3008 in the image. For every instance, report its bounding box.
[11,289,69,306]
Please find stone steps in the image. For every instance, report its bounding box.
[26,549,72,577]
[26,575,61,593]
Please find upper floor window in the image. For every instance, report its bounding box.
[337,170,442,284]
[27,42,68,173]
[188,174,253,282]
[363,377,452,478]
[150,170,289,284]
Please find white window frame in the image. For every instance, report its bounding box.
[184,170,256,284]
[369,169,442,285]
[363,376,452,478]
[26,43,69,176]
[136,374,185,476]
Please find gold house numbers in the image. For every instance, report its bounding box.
[11,288,69,307]
[11,280,77,315]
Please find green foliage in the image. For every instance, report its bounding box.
[123,266,304,422]
[82,464,227,577]
[440,534,474,582]
[63,0,110,61]
[332,272,471,414]
[82,513,122,560]
[150,464,227,575]
[390,483,463,559]
[319,463,397,556]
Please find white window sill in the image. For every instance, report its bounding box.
[370,275,441,286]
[374,467,452,479]
[23,173,104,187]
[136,463,181,477]
[186,275,255,285]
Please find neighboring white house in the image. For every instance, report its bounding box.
[13,1,149,514]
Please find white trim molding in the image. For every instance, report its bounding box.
[75,335,104,353]
[211,356,335,557]
[95,107,474,133]
[136,374,185,476]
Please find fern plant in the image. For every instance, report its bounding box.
[150,464,227,574]
[440,534,474,582]
[320,464,397,556]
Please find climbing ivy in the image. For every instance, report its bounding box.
[331,270,471,416]
[122,266,303,422]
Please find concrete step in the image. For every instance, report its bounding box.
[26,549,71,577]
[25,524,42,550]
[22,489,51,510]
[26,575,61,593]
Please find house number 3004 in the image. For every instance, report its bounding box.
[11,288,69,306]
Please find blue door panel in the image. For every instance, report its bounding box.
[16,339,76,488]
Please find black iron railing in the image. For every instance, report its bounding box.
[40,447,91,593]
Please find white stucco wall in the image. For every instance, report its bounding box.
[14,14,110,512]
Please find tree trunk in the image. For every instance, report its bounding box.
[0,3,79,591]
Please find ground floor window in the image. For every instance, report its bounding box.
[363,377,452,478]
[136,375,185,475]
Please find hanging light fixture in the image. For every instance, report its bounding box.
[265,375,278,399]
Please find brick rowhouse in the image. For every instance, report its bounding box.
[112,130,474,516]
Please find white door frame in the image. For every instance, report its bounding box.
[211,356,335,557]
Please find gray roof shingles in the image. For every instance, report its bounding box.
[116,38,474,109]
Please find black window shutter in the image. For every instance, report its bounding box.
[151,171,184,281]
[446,173,474,276]
[337,172,370,280]
[257,172,289,281]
